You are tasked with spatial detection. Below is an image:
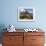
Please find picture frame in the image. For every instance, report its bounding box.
[17,7,35,21]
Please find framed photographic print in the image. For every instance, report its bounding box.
[18,7,35,21]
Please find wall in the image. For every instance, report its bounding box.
[0,0,46,43]
[0,0,46,30]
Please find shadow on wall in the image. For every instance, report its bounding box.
[0,24,7,43]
